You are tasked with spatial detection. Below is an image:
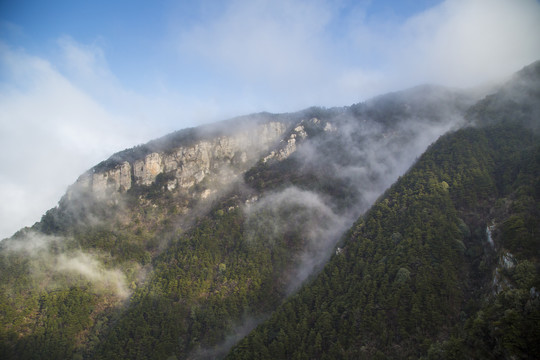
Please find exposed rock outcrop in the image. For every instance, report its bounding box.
[134,153,163,186]
[74,120,288,199]
[263,118,331,163]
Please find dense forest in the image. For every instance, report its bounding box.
[1,61,539,359]
[228,122,540,359]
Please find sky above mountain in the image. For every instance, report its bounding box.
[1,0,540,239]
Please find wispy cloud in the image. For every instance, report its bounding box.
[3,231,130,299]
[177,0,540,107]
[178,0,333,81]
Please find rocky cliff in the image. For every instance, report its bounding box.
[73,120,289,200]
[262,117,334,162]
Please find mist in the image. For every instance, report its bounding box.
[2,1,540,358]
[270,86,481,285]
[187,315,265,360]
[246,96,468,289]
[189,85,475,358]
[244,186,348,292]
[1,230,130,300]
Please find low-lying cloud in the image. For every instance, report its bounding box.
[242,88,470,295]
[55,252,130,299]
[244,186,347,291]
[2,231,130,300]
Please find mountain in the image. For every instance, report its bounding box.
[1,61,539,359]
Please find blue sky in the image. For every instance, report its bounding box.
[1,0,540,239]
[1,1,441,95]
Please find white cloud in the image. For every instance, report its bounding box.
[54,36,217,132]
[394,0,540,87]
[176,0,540,106]
[0,39,225,239]
[176,0,343,109]
[56,251,130,299]
[0,43,141,239]
[57,36,110,85]
[178,0,331,80]
[3,231,130,299]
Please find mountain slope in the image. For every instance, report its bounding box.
[1,62,538,359]
[228,123,540,359]
[87,86,474,360]
[227,63,540,359]
[0,87,471,359]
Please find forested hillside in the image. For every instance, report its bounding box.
[1,61,539,360]
[228,64,540,359]
[228,122,540,359]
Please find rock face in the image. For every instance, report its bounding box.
[263,118,331,163]
[134,153,163,186]
[76,121,288,199]
[89,161,132,196]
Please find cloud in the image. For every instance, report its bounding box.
[3,231,130,299]
[179,0,332,79]
[177,0,540,107]
[57,36,111,86]
[176,0,341,108]
[0,40,221,239]
[394,0,540,87]
[55,251,130,299]
[0,43,133,238]
[244,186,347,291]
